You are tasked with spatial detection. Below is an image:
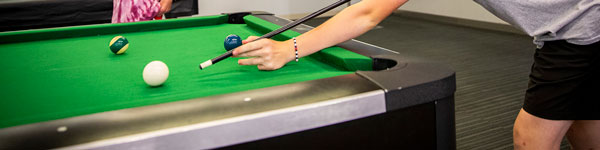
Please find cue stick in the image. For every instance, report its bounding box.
[199,0,351,70]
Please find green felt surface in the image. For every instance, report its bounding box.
[0,15,371,128]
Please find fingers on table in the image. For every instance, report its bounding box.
[233,39,272,56]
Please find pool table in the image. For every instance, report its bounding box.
[0,12,456,149]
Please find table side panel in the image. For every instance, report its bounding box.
[65,90,386,150]
[0,73,382,149]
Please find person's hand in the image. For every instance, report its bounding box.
[232,36,295,70]
[156,0,173,18]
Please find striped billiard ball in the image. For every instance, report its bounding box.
[109,36,129,54]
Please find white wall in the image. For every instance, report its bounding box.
[197,0,347,19]
[197,0,506,24]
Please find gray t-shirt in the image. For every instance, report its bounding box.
[475,0,600,48]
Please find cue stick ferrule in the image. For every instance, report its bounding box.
[199,60,214,70]
[199,50,233,70]
[198,0,351,70]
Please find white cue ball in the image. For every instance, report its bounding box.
[143,61,169,86]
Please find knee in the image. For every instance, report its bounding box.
[513,125,528,149]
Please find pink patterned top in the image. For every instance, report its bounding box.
[112,0,160,23]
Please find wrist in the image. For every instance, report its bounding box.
[281,39,296,63]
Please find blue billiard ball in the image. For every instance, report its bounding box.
[224,34,242,51]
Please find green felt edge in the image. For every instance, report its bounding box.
[0,15,229,44]
[243,16,373,71]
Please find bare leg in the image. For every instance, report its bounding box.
[513,108,573,150]
[566,120,600,150]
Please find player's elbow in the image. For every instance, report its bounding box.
[360,0,408,27]
[390,0,409,6]
[368,0,408,10]
[380,0,408,14]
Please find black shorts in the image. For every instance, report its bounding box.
[523,40,600,120]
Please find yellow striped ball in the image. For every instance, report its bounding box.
[109,36,129,54]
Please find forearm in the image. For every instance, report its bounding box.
[293,0,408,58]
[231,0,407,70]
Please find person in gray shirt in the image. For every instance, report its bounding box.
[476,0,600,149]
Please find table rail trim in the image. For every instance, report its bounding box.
[60,90,386,150]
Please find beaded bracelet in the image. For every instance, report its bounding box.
[293,37,299,62]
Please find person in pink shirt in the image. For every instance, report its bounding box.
[112,0,172,23]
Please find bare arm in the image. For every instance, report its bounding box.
[296,0,407,58]
[233,0,408,70]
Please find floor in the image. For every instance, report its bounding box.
[304,12,570,149]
